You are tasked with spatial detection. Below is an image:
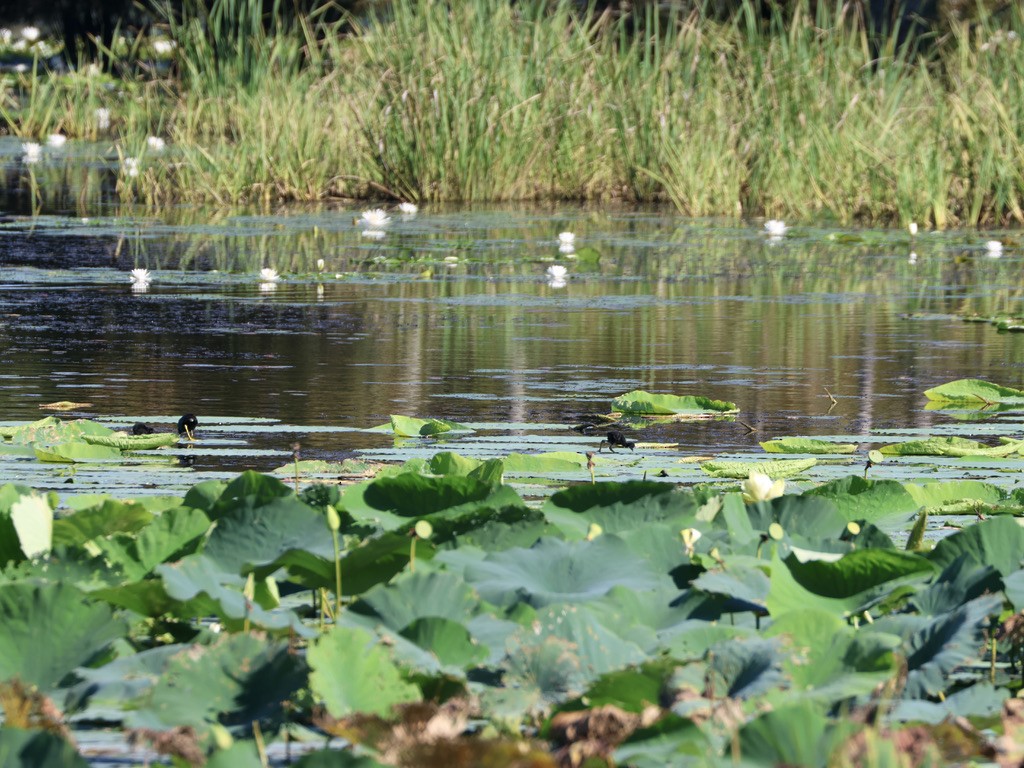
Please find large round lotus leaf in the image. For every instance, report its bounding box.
[52,500,154,547]
[783,549,936,600]
[760,437,857,454]
[206,471,296,521]
[0,729,87,768]
[5,417,113,445]
[904,480,1004,508]
[399,617,489,668]
[924,379,1024,403]
[82,432,179,450]
[928,515,1024,576]
[0,583,128,690]
[804,476,918,525]
[879,436,1023,457]
[356,473,497,518]
[353,571,481,630]
[308,626,421,718]
[127,633,306,737]
[707,637,786,699]
[611,390,738,415]
[33,442,123,463]
[613,715,712,768]
[546,481,677,513]
[461,536,665,608]
[737,701,859,767]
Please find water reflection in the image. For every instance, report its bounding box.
[0,203,1023,471]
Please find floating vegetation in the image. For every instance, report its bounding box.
[610,390,739,418]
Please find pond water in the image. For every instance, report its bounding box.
[1,142,1024,495]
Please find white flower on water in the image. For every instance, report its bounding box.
[359,208,391,228]
[122,157,139,177]
[741,471,785,503]
[764,219,788,237]
[146,136,166,151]
[398,202,418,214]
[21,142,41,163]
[259,281,277,293]
[260,267,280,282]
[95,108,111,130]
[558,232,575,245]
[559,243,576,255]
[362,229,386,240]
[21,26,40,43]
[46,134,66,148]
[986,240,1003,255]
[908,252,918,265]
[547,265,568,279]
[908,222,918,236]
[316,258,325,272]
[130,268,151,284]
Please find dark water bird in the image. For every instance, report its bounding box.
[131,422,155,435]
[599,430,635,453]
[177,414,199,440]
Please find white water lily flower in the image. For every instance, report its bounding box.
[46,134,66,148]
[986,240,1003,255]
[559,243,576,255]
[21,142,41,163]
[741,471,785,503]
[95,108,111,130]
[398,202,418,214]
[908,222,918,236]
[316,258,325,272]
[130,268,151,284]
[546,265,568,280]
[908,252,918,265]
[21,26,40,42]
[361,229,386,240]
[260,267,280,282]
[359,208,391,228]
[122,157,139,177]
[558,231,575,245]
[146,136,166,151]
[764,219,788,237]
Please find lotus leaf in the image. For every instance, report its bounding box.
[546,481,677,513]
[293,751,388,768]
[760,437,857,454]
[353,571,481,630]
[96,506,211,581]
[904,480,1005,507]
[127,633,306,739]
[347,472,499,520]
[736,701,860,767]
[784,549,936,600]
[699,458,817,479]
[542,487,698,540]
[5,417,113,445]
[804,476,918,525]
[707,637,786,699]
[52,500,153,547]
[308,626,421,718]
[611,390,738,416]
[461,536,665,608]
[388,415,472,437]
[912,556,1002,616]
[0,729,88,768]
[879,436,1024,457]
[399,617,489,668]
[82,433,179,450]
[924,379,1024,404]
[613,716,712,768]
[928,516,1024,576]
[33,442,124,463]
[0,582,127,690]
[205,743,264,768]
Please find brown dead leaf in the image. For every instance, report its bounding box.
[549,704,663,768]
[38,401,92,411]
[995,697,1024,767]
[0,680,72,742]
[127,726,205,766]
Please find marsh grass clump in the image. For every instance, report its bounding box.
[4,0,1024,225]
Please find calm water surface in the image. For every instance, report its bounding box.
[1,196,1023,474]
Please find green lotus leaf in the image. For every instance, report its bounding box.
[542,483,698,540]
[353,571,481,630]
[879,436,1024,457]
[460,536,665,609]
[737,701,858,767]
[65,644,184,720]
[924,378,1024,404]
[804,476,918,525]
[292,751,387,768]
[206,743,264,768]
[928,515,1024,576]
[271,458,379,476]
[760,437,857,454]
[765,610,898,700]
[782,549,936,600]
[399,617,489,668]
[82,432,179,450]
[871,595,1002,698]
[546,481,677,513]
[611,389,738,416]
[345,472,501,521]
[708,637,786,699]
[692,564,770,611]
[888,683,1006,724]
[613,715,712,768]
[95,506,211,581]
[0,729,88,768]
[127,633,306,740]
[52,500,154,547]
[206,471,296,521]
[33,442,124,463]
[5,417,114,445]
[912,557,1002,616]
[502,452,587,474]
[308,626,421,718]
[388,415,472,437]
[0,582,128,690]
[568,658,679,713]
[700,458,816,479]
[904,480,1004,507]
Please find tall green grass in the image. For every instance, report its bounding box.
[4,0,1024,226]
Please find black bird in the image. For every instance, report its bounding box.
[599,430,635,453]
[177,414,199,440]
[131,422,155,435]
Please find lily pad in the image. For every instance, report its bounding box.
[760,437,857,454]
[878,436,1024,457]
[611,390,738,416]
[700,458,817,479]
[924,379,1024,405]
[82,433,179,450]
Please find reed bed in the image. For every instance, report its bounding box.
[3,0,1024,226]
